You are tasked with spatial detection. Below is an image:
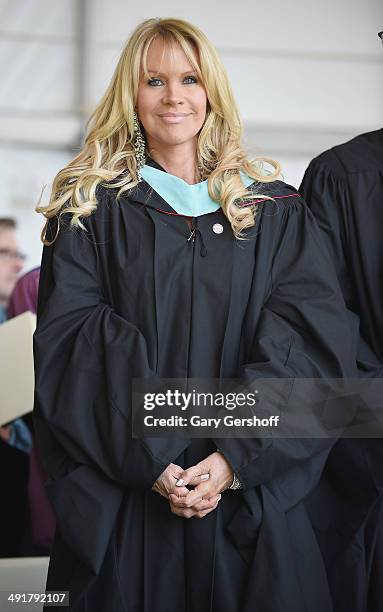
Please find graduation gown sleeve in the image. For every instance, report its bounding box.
[33,208,188,490]
[214,199,356,500]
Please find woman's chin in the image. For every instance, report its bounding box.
[154,133,198,148]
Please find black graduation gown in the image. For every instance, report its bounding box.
[300,129,383,612]
[33,165,355,612]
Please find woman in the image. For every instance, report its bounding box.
[34,18,355,612]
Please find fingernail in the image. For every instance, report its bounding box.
[200,474,209,480]
[217,494,222,501]
[175,479,184,486]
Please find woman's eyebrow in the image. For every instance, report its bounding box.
[146,69,198,77]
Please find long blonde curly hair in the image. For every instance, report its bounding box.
[36,17,280,245]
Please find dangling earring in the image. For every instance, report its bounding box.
[198,155,215,181]
[197,160,205,182]
[133,111,146,181]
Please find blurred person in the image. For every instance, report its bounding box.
[0,218,32,557]
[7,267,56,556]
[8,265,40,319]
[34,18,357,612]
[300,34,383,611]
[0,217,24,322]
[0,219,31,452]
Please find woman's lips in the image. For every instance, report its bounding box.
[158,113,191,124]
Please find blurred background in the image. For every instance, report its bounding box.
[0,0,382,269]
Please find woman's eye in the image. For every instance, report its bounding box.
[147,76,198,86]
[183,76,198,84]
[148,78,163,86]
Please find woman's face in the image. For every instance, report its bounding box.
[136,37,207,151]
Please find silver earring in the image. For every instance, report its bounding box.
[133,111,146,181]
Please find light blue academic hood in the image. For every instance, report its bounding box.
[140,164,254,217]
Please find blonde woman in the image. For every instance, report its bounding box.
[34,18,355,612]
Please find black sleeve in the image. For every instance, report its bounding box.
[213,200,356,502]
[33,210,189,490]
[300,160,348,280]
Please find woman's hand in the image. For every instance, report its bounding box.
[153,462,219,519]
[169,488,221,519]
[168,451,233,517]
[152,462,210,501]
[152,463,185,500]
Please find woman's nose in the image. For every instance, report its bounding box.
[162,81,184,106]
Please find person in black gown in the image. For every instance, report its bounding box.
[34,17,357,612]
[301,122,383,612]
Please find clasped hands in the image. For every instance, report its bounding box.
[152,451,233,519]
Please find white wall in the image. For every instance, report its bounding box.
[0,0,382,268]
[0,144,71,269]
